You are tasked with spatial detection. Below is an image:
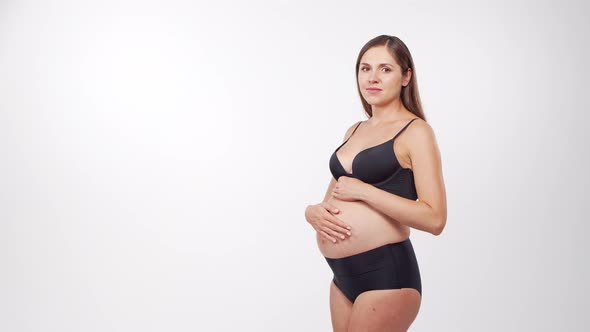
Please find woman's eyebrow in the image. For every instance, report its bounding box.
[360,62,394,67]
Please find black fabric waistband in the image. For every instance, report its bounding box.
[324,238,414,277]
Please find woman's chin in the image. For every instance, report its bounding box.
[363,95,387,103]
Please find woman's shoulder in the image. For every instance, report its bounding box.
[341,120,364,141]
[404,117,438,150]
[407,117,433,134]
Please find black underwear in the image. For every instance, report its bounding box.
[324,238,422,303]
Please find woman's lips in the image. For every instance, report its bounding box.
[366,88,382,93]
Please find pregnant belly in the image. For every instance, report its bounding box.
[317,196,410,259]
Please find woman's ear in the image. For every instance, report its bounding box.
[402,68,413,87]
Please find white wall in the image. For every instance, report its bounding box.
[1,0,588,331]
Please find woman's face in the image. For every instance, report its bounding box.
[357,45,411,107]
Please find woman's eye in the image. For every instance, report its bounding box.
[361,67,390,72]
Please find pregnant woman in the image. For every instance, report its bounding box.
[304,35,447,332]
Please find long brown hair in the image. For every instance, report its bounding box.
[355,35,426,121]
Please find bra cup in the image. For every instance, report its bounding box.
[329,152,347,180]
[328,118,420,200]
[329,144,418,201]
[353,143,398,183]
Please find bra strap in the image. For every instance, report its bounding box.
[344,121,363,142]
[392,118,419,140]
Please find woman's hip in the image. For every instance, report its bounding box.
[324,238,422,296]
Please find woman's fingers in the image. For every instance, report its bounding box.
[320,203,351,230]
[322,226,346,240]
[319,229,337,243]
[323,213,352,235]
[321,202,340,214]
[309,203,353,242]
[327,222,351,237]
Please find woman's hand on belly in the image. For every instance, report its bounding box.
[331,176,371,202]
[305,203,353,243]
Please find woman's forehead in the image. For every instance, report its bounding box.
[361,47,395,63]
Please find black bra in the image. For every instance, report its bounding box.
[329,118,419,200]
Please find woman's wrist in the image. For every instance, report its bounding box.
[359,183,374,202]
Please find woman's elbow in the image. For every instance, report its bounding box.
[431,215,446,236]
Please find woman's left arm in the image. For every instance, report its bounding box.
[360,121,447,235]
[360,120,447,235]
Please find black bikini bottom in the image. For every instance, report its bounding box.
[324,238,422,304]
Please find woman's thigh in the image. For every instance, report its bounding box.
[329,280,353,332]
[347,288,421,332]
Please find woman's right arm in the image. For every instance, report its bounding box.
[305,121,361,242]
[305,179,351,243]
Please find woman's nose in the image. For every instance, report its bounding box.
[368,71,379,83]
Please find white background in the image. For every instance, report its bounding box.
[1,0,589,331]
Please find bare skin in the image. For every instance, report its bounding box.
[305,45,447,331]
[330,281,421,332]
